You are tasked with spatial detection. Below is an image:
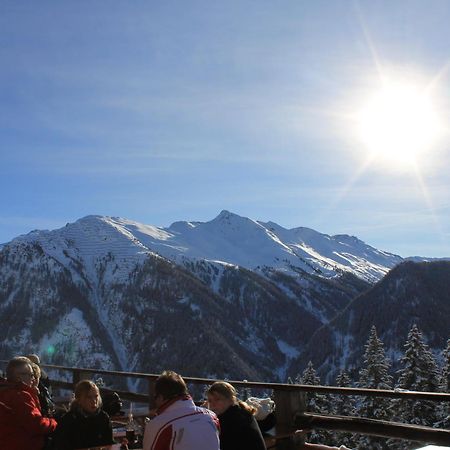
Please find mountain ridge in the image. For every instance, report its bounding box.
[9,211,404,283]
[1,210,447,382]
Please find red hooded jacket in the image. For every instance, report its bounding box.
[0,378,57,450]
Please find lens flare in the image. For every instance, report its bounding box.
[357,81,443,165]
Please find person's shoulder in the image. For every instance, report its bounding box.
[9,382,39,403]
[97,409,111,422]
[59,408,84,425]
[0,383,29,408]
[195,405,218,419]
[230,404,250,416]
[195,404,214,414]
[59,409,76,422]
[230,404,255,424]
[152,401,211,423]
[0,379,15,396]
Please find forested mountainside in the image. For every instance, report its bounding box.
[291,260,450,383]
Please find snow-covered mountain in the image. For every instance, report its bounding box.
[13,210,402,282]
[0,210,429,382]
[120,210,404,282]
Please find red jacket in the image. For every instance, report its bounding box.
[0,379,57,450]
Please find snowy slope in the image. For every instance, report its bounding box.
[7,210,405,287]
[10,210,400,285]
[128,210,403,282]
[12,215,159,285]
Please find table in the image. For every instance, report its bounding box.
[113,429,143,449]
[416,446,450,449]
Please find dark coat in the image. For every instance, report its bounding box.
[54,406,114,450]
[39,382,55,417]
[218,404,266,450]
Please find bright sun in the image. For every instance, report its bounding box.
[357,81,442,165]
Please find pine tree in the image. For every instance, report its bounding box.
[441,338,450,393]
[299,361,331,413]
[300,361,320,387]
[297,361,332,444]
[334,370,356,416]
[358,326,393,418]
[395,324,440,428]
[332,369,356,449]
[436,338,450,428]
[356,326,393,449]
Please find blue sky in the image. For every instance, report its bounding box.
[1,0,449,257]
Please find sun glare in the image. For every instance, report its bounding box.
[357,81,442,165]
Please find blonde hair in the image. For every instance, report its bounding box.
[26,354,41,365]
[30,362,41,381]
[207,381,256,414]
[70,380,102,410]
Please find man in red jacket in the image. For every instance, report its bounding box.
[0,356,57,450]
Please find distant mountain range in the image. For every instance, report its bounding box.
[0,211,447,384]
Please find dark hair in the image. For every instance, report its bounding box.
[6,356,32,381]
[155,371,189,400]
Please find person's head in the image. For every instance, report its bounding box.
[30,362,41,389]
[72,380,102,414]
[6,356,35,386]
[206,381,256,416]
[26,354,41,365]
[154,371,189,408]
[206,382,237,415]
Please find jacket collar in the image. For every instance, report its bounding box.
[157,394,192,415]
[0,379,34,394]
[70,404,102,418]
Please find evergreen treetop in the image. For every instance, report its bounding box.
[397,324,440,393]
[358,325,393,391]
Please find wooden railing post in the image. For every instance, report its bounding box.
[148,378,156,410]
[72,369,91,388]
[72,369,80,387]
[274,388,307,450]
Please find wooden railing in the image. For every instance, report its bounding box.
[2,361,450,449]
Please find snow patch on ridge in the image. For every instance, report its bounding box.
[8,210,405,287]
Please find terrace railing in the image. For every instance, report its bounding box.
[2,361,450,449]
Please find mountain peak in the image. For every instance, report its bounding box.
[1,211,409,283]
[214,210,243,221]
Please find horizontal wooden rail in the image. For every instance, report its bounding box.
[3,360,450,447]
[101,387,148,404]
[49,381,150,405]
[35,362,450,402]
[296,413,450,446]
